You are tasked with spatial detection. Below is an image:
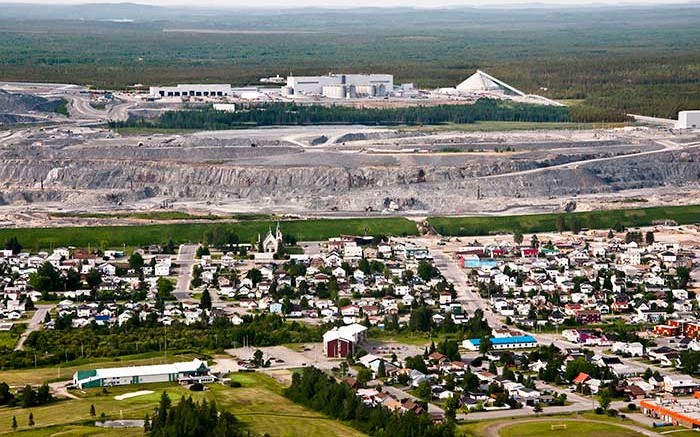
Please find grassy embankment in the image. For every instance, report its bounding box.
[0,217,418,250]
[428,204,700,236]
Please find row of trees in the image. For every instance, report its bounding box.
[284,366,455,437]
[112,99,572,130]
[0,314,323,370]
[0,383,52,408]
[147,392,244,437]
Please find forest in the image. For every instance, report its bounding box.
[0,5,698,118]
[112,99,577,129]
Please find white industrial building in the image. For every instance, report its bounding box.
[73,359,213,388]
[677,110,700,129]
[149,84,232,98]
[285,73,394,98]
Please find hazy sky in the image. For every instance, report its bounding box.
[0,0,696,7]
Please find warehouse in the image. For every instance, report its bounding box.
[462,335,538,351]
[285,73,393,98]
[678,110,700,129]
[149,84,232,98]
[73,359,212,389]
[641,397,700,429]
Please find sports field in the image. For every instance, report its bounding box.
[497,420,643,437]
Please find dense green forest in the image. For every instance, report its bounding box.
[0,5,698,118]
[111,99,576,129]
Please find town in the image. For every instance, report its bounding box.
[1,220,699,436]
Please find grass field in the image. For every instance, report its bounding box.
[0,351,203,386]
[428,204,700,236]
[0,373,366,437]
[459,413,651,437]
[497,420,642,437]
[0,325,25,349]
[0,217,418,250]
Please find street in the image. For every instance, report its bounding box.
[173,243,199,301]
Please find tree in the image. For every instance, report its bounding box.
[513,231,523,245]
[86,268,102,289]
[252,349,264,367]
[569,217,581,234]
[144,413,151,432]
[445,394,459,419]
[645,231,655,245]
[200,289,212,310]
[556,215,566,233]
[599,389,611,410]
[377,360,386,378]
[28,412,34,427]
[11,416,17,431]
[90,403,96,417]
[417,260,437,282]
[530,234,539,249]
[4,236,22,255]
[479,336,492,357]
[246,268,263,286]
[128,252,144,271]
[356,367,372,386]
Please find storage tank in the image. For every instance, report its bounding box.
[322,85,346,99]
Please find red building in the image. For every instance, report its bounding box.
[575,310,602,324]
[323,324,368,358]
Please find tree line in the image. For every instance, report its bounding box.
[284,366,455,437]
[0,314,323,370]
[111,99,573,130]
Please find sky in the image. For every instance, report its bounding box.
[0,0,696,7]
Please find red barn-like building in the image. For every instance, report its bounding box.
[323,324,368,358]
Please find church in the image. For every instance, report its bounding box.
[258,223,283,254]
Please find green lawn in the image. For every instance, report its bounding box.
[0,351,203,386]
[0,325,25,349]
[498,420,642,437]
[0,373,366,437]
[428,204,700,236]
[0,217,418,250]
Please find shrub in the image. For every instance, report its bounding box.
[595,407,604,415]
[189,383,204,392]
[229,381,242,388]
[627,403,637,411]
[606,408,619,417]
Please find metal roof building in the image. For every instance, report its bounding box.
[73,359,211,389]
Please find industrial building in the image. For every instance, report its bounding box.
[323,323,368,358]
[641,396,700,429]
[72,359,212,389]
[678,110,700,129]
[285,73,394,98]
[462,335,538,351]
[149,84,232,98]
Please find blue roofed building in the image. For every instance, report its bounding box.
[462,335,538,351]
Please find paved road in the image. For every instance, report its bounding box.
[173,244,199,301]
[15,304,54,351]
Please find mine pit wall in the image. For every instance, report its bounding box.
[0,149,697,213]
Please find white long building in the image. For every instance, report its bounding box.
[149,84,232,98]
[285,73,393,98]
[73,359,213,388]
